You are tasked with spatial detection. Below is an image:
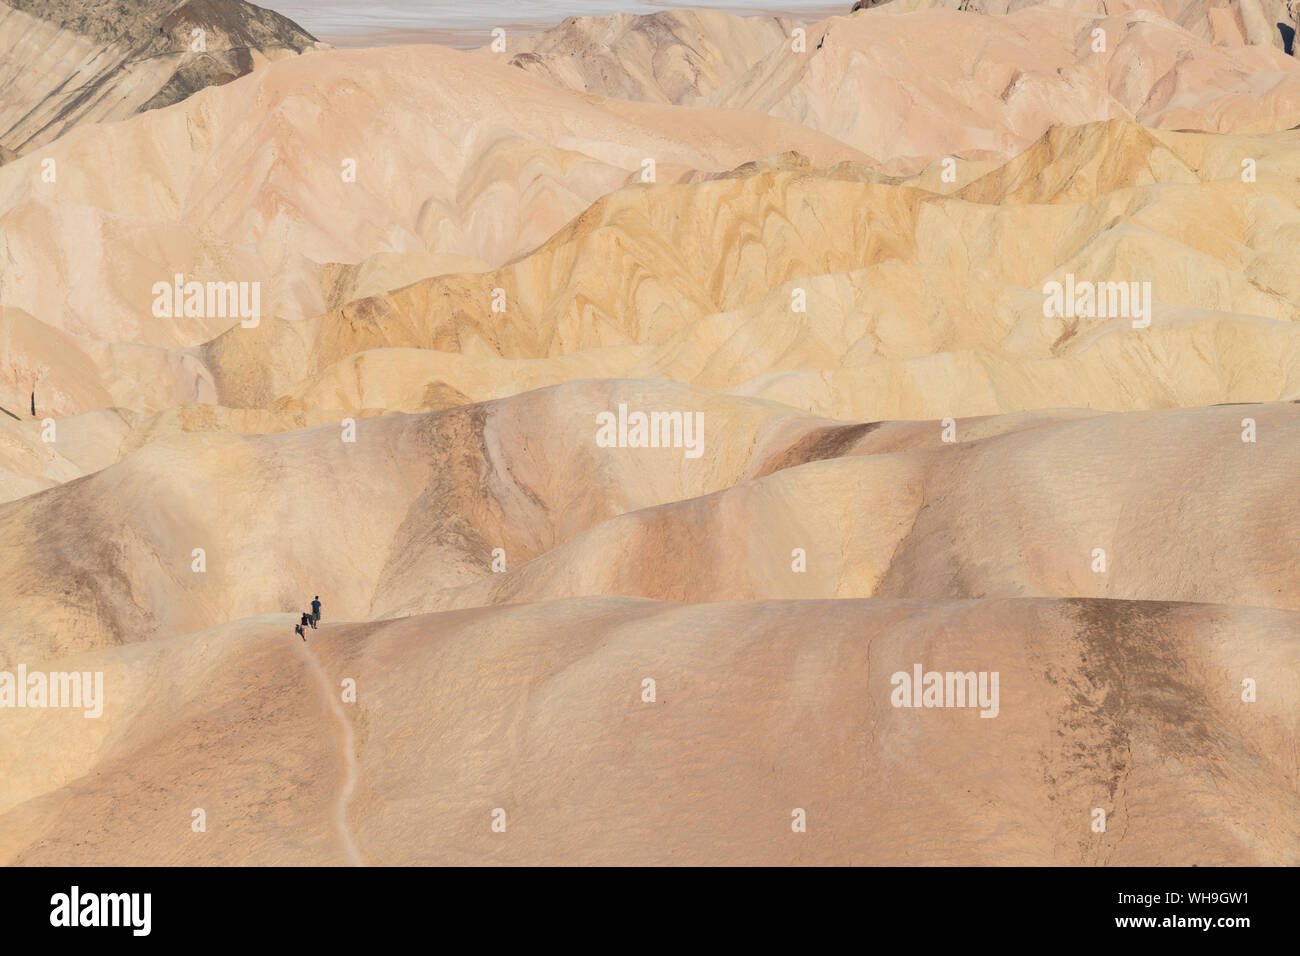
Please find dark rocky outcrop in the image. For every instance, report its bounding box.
[0,0,324,159]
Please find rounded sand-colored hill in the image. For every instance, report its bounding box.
[1,596,1295,865]
[1,381,1295,663]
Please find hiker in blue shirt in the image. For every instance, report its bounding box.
[311,596,322,625]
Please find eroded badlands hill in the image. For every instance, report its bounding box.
[0,1,1296,867]
[2,596,1296,865]
[0,0,324,160]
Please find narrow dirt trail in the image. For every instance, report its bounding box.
[294,631,364,866]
